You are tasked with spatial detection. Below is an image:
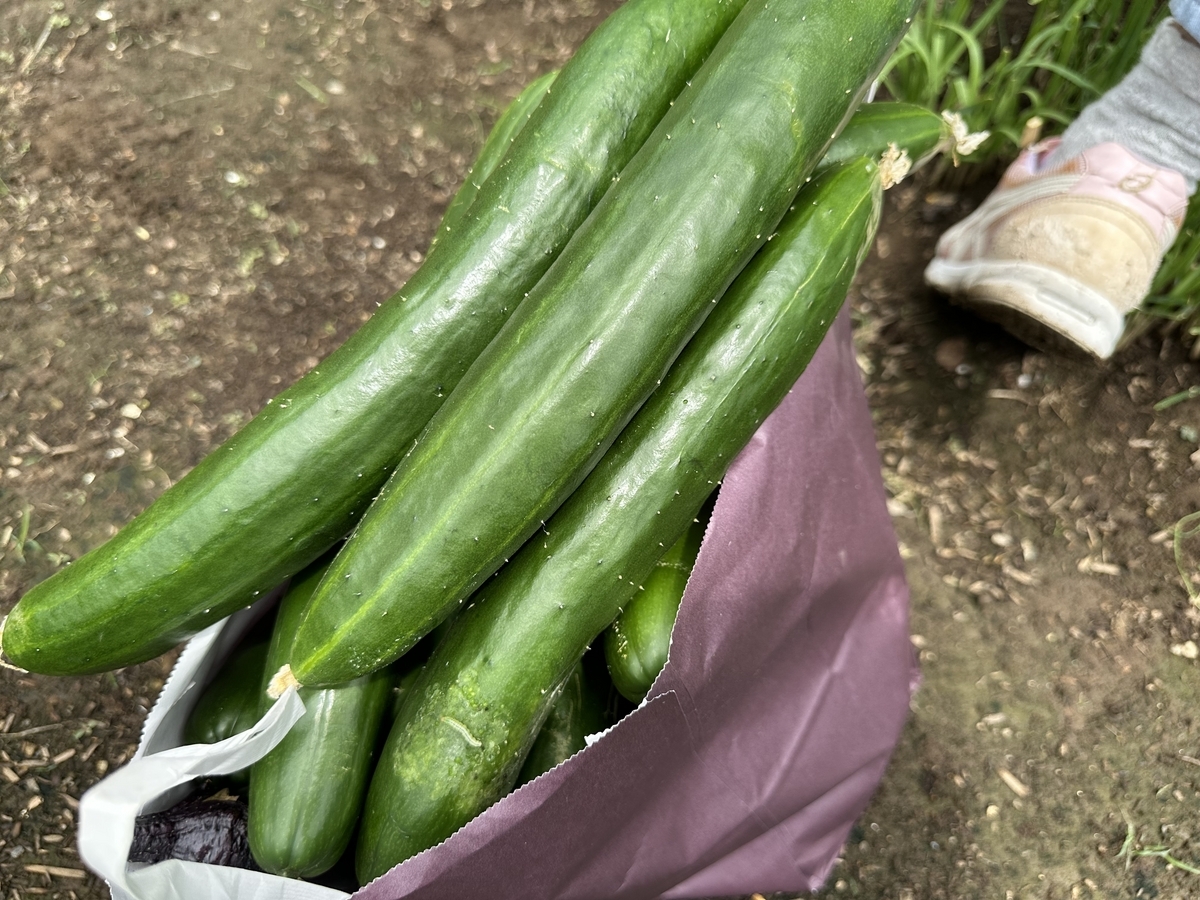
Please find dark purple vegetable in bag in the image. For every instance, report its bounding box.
[129,799,258,870]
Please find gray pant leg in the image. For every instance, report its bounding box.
[1050,17,1200,193]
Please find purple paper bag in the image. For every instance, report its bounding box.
[353,308,917,900]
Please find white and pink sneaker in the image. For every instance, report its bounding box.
[924,138,1190,358]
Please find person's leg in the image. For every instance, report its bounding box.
[924,15,1200,359]
[1050,14,1200,191]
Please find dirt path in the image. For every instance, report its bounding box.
[1,2,1198,898]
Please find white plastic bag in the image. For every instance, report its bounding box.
[77,603,341,900]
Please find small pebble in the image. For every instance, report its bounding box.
[1171,641,1199,660]
[935,337,968,372]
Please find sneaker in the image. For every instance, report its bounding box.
[924,138,1190,358]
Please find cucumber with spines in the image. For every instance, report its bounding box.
[184,638,270,749]
[431,70,558,251]
[292,0,914,690]
[354,157,886,880]
[604,516,706,703]
[815,101,948,175]
[2,0,751,676]
[516,649,614,785]
[247,556,393,879]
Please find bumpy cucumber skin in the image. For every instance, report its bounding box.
[354,159,885,881]
[816,101,948,174]
[1,0,749,676]
[247,560,392,879]
[183,639,270,747]
[430,70,558,251]
[604,517,705,703]
[293,0,914,689]
[516,651,613,785]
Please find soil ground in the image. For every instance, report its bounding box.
[1,1,1198,898]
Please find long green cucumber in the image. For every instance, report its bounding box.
[247,557,392,879]
[1,0,750,676]
[430,70,558,251]
[354,159,884,879]
[815,101,948,175]
[292,0,915,689]
[516,650,613,785]
[604,516,706,703]
[183,637,270,748]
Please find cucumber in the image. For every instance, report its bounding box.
[430,70,557,251]
[183,637,270,748]
[247,557,392,879]
[385,623,447,724]
[388,663,426,725]
[292,0,914,689]
[516,650,613,785]
[604,515,706,703]
[354,158,885,880]
[1,0,751,676]
[815,101,948,174]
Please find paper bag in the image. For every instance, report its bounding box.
[79,309,916,900]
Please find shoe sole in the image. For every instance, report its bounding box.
[924,258,1124,358]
